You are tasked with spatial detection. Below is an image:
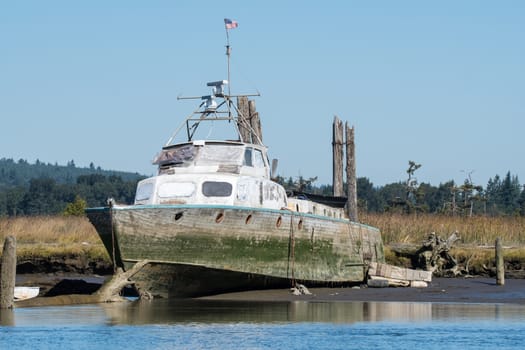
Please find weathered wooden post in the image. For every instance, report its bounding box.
[332,116,344,197]
[1,235,17,309]
[236,96,251,143]
[345,122,358,222]
[248,99,263,144]
[496,237,505,286]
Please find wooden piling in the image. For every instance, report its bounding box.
[248,99,263,144]
[236,96,251,143]
[345,122,358,222]
[332,116,344,197]
[1,235,17,309]
[496,237,505,286]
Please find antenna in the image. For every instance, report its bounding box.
[223,18,238,97]
[225,28,232,97]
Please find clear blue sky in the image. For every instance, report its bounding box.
[1,1,524,187]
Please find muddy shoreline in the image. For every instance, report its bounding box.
[9,255,525,304]
[203,277,525,304]
[13,272,525,305]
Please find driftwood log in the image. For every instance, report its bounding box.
[15,260,150,308]
[94,260,151,301]
[416,231,460,274]
[390,231,461,276]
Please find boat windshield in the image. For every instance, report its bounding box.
[153,143,244,168]
[153,144,196,167]
[195,144,243,166]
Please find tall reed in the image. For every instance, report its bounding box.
[360,213,525,246]
[2,214,524,260]
[0,216,107,259]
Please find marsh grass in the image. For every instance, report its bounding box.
[361,213,525,246]
[361,213,525,269]
[0,216,108,260]
[2,214,525,270]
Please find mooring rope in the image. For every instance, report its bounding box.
[108,200,117,273]
[288,211,296,288]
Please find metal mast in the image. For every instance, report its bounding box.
[224,18,238,120]
[225,24,232,97]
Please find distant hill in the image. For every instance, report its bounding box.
[0,158,144,191]
[0,158,146,216]
[1,158,524,218]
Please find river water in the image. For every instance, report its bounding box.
[2,299,525,349]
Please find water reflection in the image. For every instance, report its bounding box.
[101,299,525,325]
[0,308,14,326]
[3,300,525,327]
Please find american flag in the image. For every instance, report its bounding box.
[224,18,238,29]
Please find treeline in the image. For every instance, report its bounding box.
[276,170,525,217]
[0,158,144,216]
[0,158,141,190]
[2,157,525,218]
[353,172,525,216]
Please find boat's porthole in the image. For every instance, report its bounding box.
[298,219,303,230]
[245,214,253,224]
[174,212,183,221]
[276,215,282,228]
[215,212,225,223]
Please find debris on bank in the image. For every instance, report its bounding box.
[367,262,432,288]
[368,231,461,288]
[290,284,312,295]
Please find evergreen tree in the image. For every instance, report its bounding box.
[356,177,384,212]
[500,172,521,215]
[405,161,421,211]
[486,175,502,215]
[518,185,525,216]
[63,195,88,216]
[485,172,522,216]
[379,182,406,213]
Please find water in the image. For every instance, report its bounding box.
[2,300,525,349]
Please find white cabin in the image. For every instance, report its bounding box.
[134,140,288,210]
[132,80,347,219]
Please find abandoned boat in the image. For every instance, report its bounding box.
[86,78,384,297]
[86,33,384,297]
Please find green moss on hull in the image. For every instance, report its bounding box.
[86,205,383,294]
[119,233,364,281]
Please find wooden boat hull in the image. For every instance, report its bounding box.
[86,204,384,298]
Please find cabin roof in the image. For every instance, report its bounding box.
[162,140,267,151]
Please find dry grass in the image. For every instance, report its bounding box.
[3,213,525,248]
[2,214,525,268]
[360,212,525,246]
[0,216,108,260]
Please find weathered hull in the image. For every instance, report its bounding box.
[86,204,384,298]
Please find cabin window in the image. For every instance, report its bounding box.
[253,149,265,168]
[158,182,195,198]
[202,181,233,197]
[153,145,196,167]
[135,183,154,201]
[197,145,243,166]
[243,148,253,166]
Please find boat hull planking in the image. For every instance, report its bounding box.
[87,204,384,297]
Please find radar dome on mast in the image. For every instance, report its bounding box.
[207,80,228,96]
